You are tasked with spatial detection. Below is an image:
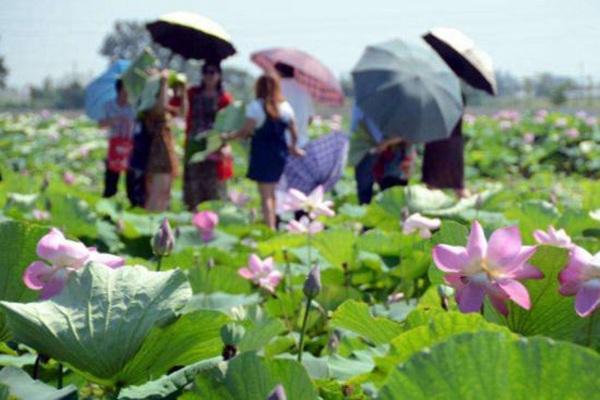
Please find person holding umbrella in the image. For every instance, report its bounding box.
[421,27,497,197]
[183,61,234,210]
[351,38,464,202]
[351,104,415,204]
[222,74,305,230]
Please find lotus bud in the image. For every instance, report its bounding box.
[152,218,175,257]
[266,384,287,400]
[303,265,321,299]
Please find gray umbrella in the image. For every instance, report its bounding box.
[352,39,463,143]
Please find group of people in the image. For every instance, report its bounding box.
[100,61,321,229]
[100,58,466,229]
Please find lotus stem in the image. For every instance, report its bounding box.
[57,362,63,389]
[156,255,163,272]
[587,309,597,347]
[33,354,41,379]
[297,296,313,362]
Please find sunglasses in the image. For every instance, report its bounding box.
[203,69,219,75]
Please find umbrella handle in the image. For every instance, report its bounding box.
[163,52,174,69]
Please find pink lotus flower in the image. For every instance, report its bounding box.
[565,128,579,139]
[286,216,323,235]
[523,132,535,145]
[284,186,335,218]
[23,228,124,299]
[402,213,441,239]
[63,171,76,185]
[192,211,219,242]
[238,254,282,293]
[558,246,600,317]
[533,226,573,249]
[228,190,250,207]
[432,221,543,315]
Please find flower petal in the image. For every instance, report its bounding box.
[248,254,263,274]
[559,246,591,286]
[39,269,69,300]
[433,245,469,273]
[497,279,531,310]
[23,261,52,290]
[488,294,509,316]
[487,225,522,264]
[87,248,125,269]
[456,282,486,313]
[574,281,600,317]
[467,221,487,260]
[238,267,254,280]
[36,228,65,260]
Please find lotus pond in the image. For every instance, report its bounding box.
[0,109,598,399]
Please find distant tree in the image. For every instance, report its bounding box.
[530,72,575,99]
[221,66,255,100]
[0,36,8,89]
[29,75,86,110]
[495,70,522,97]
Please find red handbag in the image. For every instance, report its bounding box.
[107,137,133,172]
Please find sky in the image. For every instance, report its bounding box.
[1,0,600,88]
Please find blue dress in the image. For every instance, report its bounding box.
[247,110,289,183]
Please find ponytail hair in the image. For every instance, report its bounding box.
[255,74,283,119]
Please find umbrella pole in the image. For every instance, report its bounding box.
[164,51,174,69]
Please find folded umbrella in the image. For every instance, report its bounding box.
[352,39,463,143]
[423,27,497,95]
[279,132,349,194]
[84,60,130,121]
[146,11,236,61]
[251,48,344,106]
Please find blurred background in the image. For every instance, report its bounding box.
[1,0,600,114]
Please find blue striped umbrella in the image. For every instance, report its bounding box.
[279,132,349,195]
[84,60,131,121]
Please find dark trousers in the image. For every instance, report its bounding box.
[354,154,407,205]
[355,154,377,205]
[103,162,120,198]
[103,162,146,208]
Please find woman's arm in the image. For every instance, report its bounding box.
[287,120,305,156]
[151,71,169,114]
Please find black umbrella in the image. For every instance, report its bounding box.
[423,27,497,95]
[146,11,236,61]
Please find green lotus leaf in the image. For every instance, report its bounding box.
[379,332,600,399]
[194,352,318,400]
[0,263,194,386]
[0,366,78,400]
[0,220,49,341]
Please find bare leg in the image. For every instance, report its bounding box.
[146,173,172,212]
[258,183,277,230]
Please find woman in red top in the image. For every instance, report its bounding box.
[184,62,233,210]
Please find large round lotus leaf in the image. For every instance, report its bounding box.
[0,263,194,386]
[379,332,600,399]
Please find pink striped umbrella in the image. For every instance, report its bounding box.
[251,47,344,106]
